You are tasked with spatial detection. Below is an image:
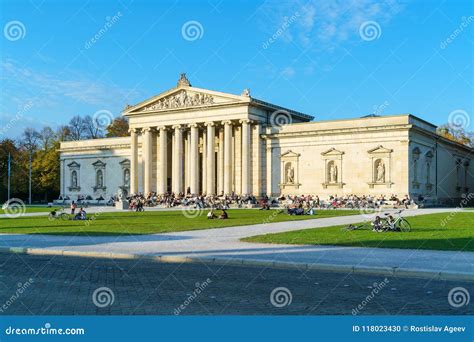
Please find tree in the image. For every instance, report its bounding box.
[39,126,56,150]
[32,140,60,201]
[83,115,105,139]
[106,117,129,137]
[21,128,41,204]
[437,124,473,147]
[68,115,85,140]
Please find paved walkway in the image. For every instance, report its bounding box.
[1,208,472,278]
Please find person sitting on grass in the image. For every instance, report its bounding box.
[306,206,316,215]
[207,210,217,220]
[74,207,87,220]
[219,209,228,220]
[372,216,383,232]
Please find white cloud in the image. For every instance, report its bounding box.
[260,0,404,48]
[0,59,140,108]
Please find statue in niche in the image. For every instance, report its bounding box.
[329,163,338,183]
[123,169,130,187]
[376,160,385,183]
[286,163,295,184]
[96,170,104,188]
[71,171,78,188]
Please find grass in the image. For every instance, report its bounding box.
[0,209,359,236]
[0,205,54,214]
[242,212,474,252]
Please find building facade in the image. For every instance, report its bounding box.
[59,74,473,204]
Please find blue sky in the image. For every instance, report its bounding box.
[0,0,472,138]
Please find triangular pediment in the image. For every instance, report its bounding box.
[367,145,393,154]
[123,85,250,115]
[281,150,300,158]
[92,160,106,167]
[67,161,80,168]
[321,147,344,156]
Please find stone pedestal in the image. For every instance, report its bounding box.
[115,200,129,210]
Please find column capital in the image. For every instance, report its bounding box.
[222,120,233,126]
[239,119,252,125]
[128,127,140,134]
[158,126,168,131]
[142,127,155,133]
[204,122,215,127]
[188,123,199,128]
[172,124,184,130]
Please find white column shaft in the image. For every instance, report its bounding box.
[223,122,232,195]
[241,121,251,195]
[206,124,216,195]
[130,129,139,194]
[190,125,199,194]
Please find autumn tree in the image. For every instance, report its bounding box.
[106,117,129,137]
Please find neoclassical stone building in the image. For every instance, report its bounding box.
[59,74,473,204]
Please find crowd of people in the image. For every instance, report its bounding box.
[118,192,417,214]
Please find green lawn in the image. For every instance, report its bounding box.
[243,212,474,252]
[0,205,54,214]
[0,209,359,236]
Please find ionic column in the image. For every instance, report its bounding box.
[240,120,251,195]
[189,123,199,194]
[202,129,207,194]
[158,127,168,194]
[217,127,224,194]
[172,125,184,194]
[143,127,154,194]
[205,122,216,195]
[130,128,139,194]
[223,120,233,195]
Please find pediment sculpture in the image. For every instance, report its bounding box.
[144,90,214,111]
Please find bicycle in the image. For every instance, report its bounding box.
[379,210,411,232]
[48,207,70,221]
[341,221,372,232]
